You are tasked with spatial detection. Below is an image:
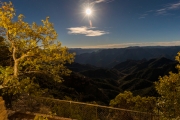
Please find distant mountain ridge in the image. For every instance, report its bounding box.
[73,46,180,68]
[69,48,101,55]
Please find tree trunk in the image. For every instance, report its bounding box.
[12,43,18,77]
[14,60,18,77]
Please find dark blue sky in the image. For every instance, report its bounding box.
[3,0,180,48]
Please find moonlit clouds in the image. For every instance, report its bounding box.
[168,2,180,10]
[139,14,148,19]
[91,0,114,5]
[94,0,105,4]
[67,26,109,36]
[156,1,180,15]
[140,1,180,18]
[80,41,180,48]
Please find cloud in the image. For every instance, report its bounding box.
[94,0,105,3]
[156,1,180,15]
[168,2,180,10]
[156,8,167,15]
[67,26,109,36]
[139,10,154,19]
[91,0,114,4]
[139,14,148,19]
[79,41,180,48]
[139,1,180,18]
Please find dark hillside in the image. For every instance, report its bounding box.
[114,57,174,74]
[65,57,177,100]
[80,68,123,80]
[34,72,113,104]
[116,57,177,96]
[67,57,177,99]
[66,62,97,72]
[113,59,147,74]
[63,72,124,104]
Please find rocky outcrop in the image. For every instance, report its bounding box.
[0,97,8,120]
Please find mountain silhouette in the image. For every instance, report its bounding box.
[73,46,180,68]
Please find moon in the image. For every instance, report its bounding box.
[86,8,92,16]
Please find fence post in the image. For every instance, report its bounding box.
[96,106,98,120]
[70,101,72,119]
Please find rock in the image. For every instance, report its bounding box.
[0,97,8,120]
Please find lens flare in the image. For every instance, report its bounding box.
[86,8,92,16]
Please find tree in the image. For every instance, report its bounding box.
[155,52,180,119]
[110,91,156,113]
[0,2,74,95]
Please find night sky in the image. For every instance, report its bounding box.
[2,0,180,48]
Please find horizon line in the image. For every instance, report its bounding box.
[68,45,180,49]
[66,41,180,49]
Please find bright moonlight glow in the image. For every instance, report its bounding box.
[86,8,92,15]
